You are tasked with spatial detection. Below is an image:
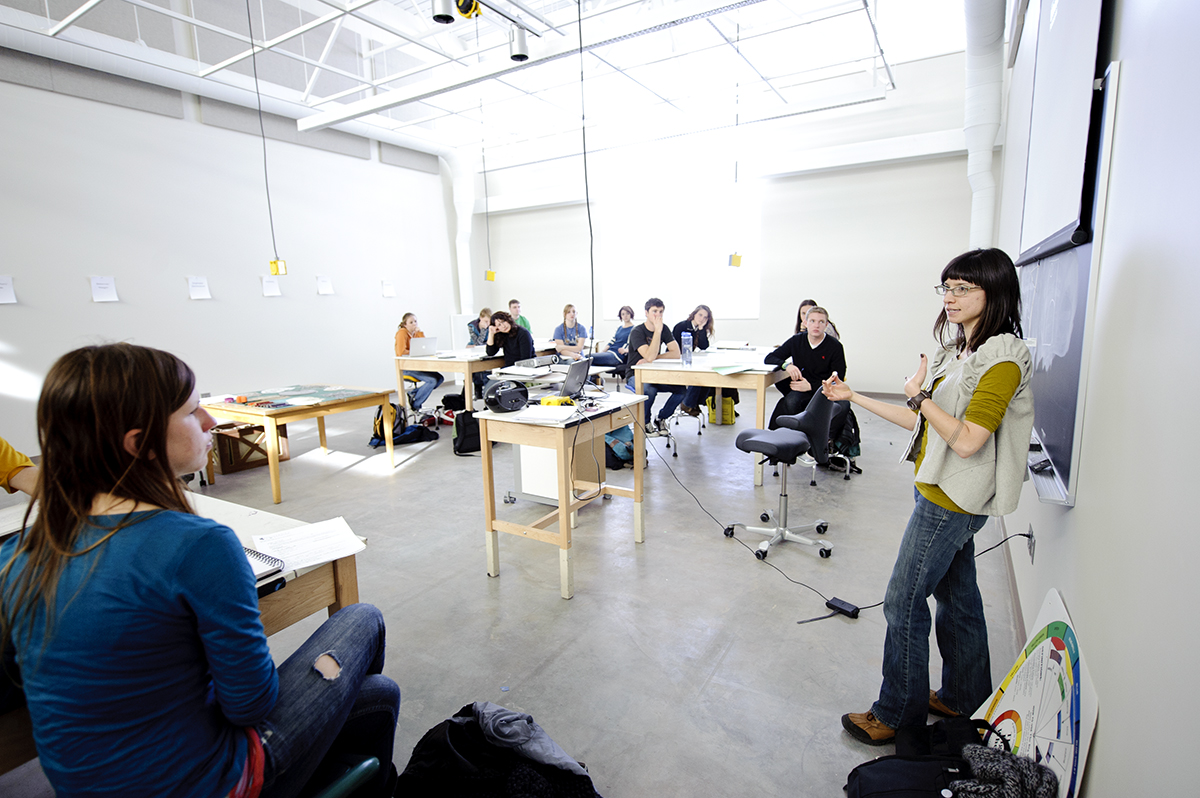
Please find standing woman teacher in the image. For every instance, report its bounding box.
[822,249,1033,745]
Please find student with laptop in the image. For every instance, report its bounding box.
[626,297,687,436]
[467,308,492,399]
[393,312,444,411]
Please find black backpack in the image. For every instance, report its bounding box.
[452,411,480,455]
[370,403,406,447]
[845,717,1009,798]
[369,404,439,447]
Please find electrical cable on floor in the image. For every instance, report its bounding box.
[243,0,280,261]
[633,416,833,605]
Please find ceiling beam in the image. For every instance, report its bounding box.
[49,0,106,37]
[298,0,770,132]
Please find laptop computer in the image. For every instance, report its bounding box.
[408,337,437,356]
[557,356,592,400]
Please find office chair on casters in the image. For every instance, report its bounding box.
[725,424,833,560]
[776,390,837,486]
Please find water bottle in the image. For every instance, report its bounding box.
[681,331,693,366]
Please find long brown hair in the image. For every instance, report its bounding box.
[686,304,715,335]
[1,344,197,655]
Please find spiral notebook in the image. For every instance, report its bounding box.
[244,547,285,581]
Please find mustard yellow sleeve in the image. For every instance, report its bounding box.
[1,435,35,494]
[963,362,1022,433]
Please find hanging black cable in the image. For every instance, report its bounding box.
[243,0,281,261]
[577,0,597,347]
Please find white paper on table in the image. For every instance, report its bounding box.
[187,276,212,300]
[261,276,282,297]
[252,516,365,572]
[0,276,15,304]
[90,276,119,302]
[381,280,396,298]
[316,276,335,295]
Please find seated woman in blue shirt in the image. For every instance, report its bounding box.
[552,304,589,362]
[0,343,399,798]
[592,305,636,368]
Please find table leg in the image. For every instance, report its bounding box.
[394,362,412,413]
[714,386,725,425]
[556,432,574,599]
[329,555,359,615]
[754,385,767,486]
[317,416,328,454]
[480,418,500,578]
[382,402,396,468]
[633,401,646,544]
[463,363,476,408]
[264,416,283,504]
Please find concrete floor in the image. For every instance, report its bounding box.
[0,384,1023,796]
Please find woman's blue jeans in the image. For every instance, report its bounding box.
[625,375,686,424]
[591,351,624,368]
[259,604,400,798]
[408,371,443,410]
[872,490,992,730]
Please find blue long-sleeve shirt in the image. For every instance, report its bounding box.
[0,510,278,798]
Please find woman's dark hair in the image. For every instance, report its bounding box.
[687,304,715,335]
[618,305,635,321]
[794,299,818,334]
[933,248,1023,353]
[2,343,197,656]
[490,311,514,343]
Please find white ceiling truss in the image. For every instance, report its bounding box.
[0,0,968,168]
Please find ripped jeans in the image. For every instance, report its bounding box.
[258,604,400,798]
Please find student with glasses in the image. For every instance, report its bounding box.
[822,249,1034,746]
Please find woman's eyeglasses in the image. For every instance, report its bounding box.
[935,284,983,297]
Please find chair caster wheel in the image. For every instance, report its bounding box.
[723,526,735,538]
[755,549,767,561]
[760,512,770,523]
[819,547,832,558]
[602,494,612,501]
[816,523,828,534]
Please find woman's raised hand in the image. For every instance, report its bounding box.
[904,355,929,397]
[821,372,852,402]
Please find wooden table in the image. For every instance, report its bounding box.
[478,394,646,599]
[633,351,787,486]
[0,493,362,777]
[203,385,395,504]
[395,342,556,411]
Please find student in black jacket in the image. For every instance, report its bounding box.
[672,304,714,416]
[485,311,535,366]
[765,306,847,428]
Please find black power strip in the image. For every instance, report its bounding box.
[826,597,860,619]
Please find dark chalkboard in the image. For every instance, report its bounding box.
[1019,244,1092,506]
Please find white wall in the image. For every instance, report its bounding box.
[470,153,971,391]
[0,81,455,454]
[997,0,1200,792]
[469,53,975,391]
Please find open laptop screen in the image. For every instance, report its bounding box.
[558,357,592,400]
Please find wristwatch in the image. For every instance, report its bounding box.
[907,389,933,411]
